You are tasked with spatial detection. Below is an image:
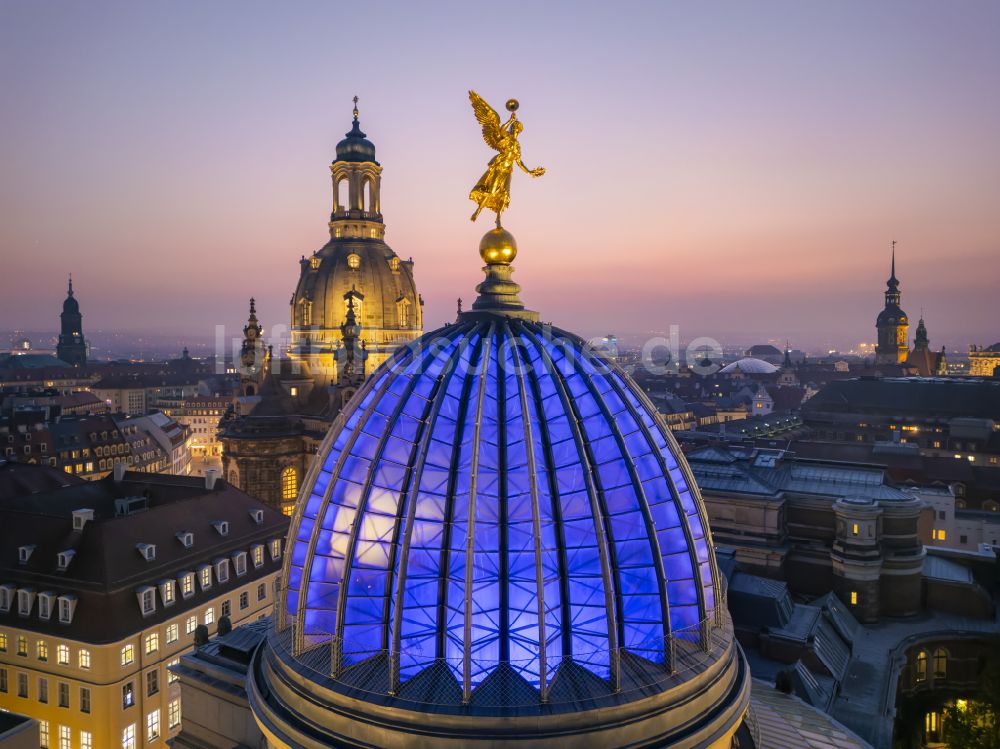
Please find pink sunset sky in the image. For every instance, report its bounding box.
[1,1,998,352]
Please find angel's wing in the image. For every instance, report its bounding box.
[469,90,504,152]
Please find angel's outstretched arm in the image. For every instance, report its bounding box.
[518,159,545,176]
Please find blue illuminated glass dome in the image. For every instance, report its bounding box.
[257,226,749,748]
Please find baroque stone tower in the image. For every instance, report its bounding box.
[875,242,909,365]
[56,276,87,366]
[288,99,422,382]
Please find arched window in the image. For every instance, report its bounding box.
[933,648,947,679]
[397,298,411,328]
[362,179,371,212]
[336,179,349,212]
[916,650,928,682]
[347,253,361,270]
[281,466,298,501]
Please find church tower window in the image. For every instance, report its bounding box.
[281,467,298,501]
[347,253,361,269]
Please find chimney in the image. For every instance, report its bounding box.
[205,468,220,491]
[113,462,126,482]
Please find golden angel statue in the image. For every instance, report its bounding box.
[468,90,545,227]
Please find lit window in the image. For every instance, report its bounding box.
[57,644,69,665]
[78,649,90,669]
[145,633,159,655]
[180,573,194,598]
[147,708,161,742]
[851,523,859,536]
[0,633,5,651]
[168,698,181,729]
[185,616,197,635]
[80,731,92,749]
[270,539,282,560]
[161,580,176,606]
[916,651,928,682]
[252,545,264,568]
[166,624,179,644]
[204,607,215,626]
[347,253,361,269]
[121,644,135,667]
[39,721,49,748]
[122,723,136,749]
[934,648,947,678]
[37,640,48,661]
[199,566,212,591]
[17,636,26,656]
[168,658,180,684]
[850,591,858,605]
[58,725,70,749]
[281,467,298,501]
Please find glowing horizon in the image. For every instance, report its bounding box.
[1,1,998,353]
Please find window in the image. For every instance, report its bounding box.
[281,466,298,500]
[80,731,92,749]
[147,708,161,742]
[18,588,35,616]
[145,633,159,654]
[185,616,197,635]
[168,658,180,684]
[58,725,70,749]
[161,579,176,606]
[17,672,27,698]
[58,681,69,708]
[221,599,231,619]
[0,668,6,692]
[239,591,249,610]
[851,523,859,536]
[138,587,156,616]
[850,591,858,605]
[257,582,267,602]
[199,566,212,591]
[78,648,90,669]
[80,687,91,713]
[934,648,948,678]
[38,593,52,619]
[166,623,179,644]
[58,595,76,624]
[168,698,181,729]
[39,677,48,703]
[347,252,361,269]
[916,651,928,682]
[121,643,135,667]
[39,721,49,749]
[122,681,135,708]
[37,640,48,661]
[960,534,968,544]
[122,723,136,749]
[57,644,69,666]
[0,632,5,651]
[146,669,159,696]
[0,585,13,612]
[17,636,27,656]
[270,539,282,560]
[234,551,247,577]
[252,544,264,568]
[215,559,230,583]
[204,607,215,625]
[180,573,194,598]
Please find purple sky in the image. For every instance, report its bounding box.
[1,1,998,353]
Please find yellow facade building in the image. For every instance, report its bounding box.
[0,464,287,748]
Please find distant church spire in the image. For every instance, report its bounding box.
[875,240,909,366]
[67,273,74,296]
[57,274,86,366]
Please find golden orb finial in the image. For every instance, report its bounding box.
[505,99,519,112]
[479,227,517,265]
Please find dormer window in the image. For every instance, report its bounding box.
[177,531,194,548]
[250,509,264,525]
[17,588,35,617]
[57,550,75,570]
[136,586,156,617]
[270,539,282,561]
[179,572,195,599]
[0,584,15,612]
[159,580,176,607]
[198,565,212,591]
[213,521,229,537]
[252,544,265,568]
[38,591,56,620]
[137,543,156,561]
[389,256,400,271]
[214,558,230,584]
[57,595,77,624]
[233,551,247,577]
[18,545,35,564]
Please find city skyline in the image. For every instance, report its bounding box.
[2,1,999,350]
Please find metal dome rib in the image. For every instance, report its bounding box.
[282,316,718,705]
